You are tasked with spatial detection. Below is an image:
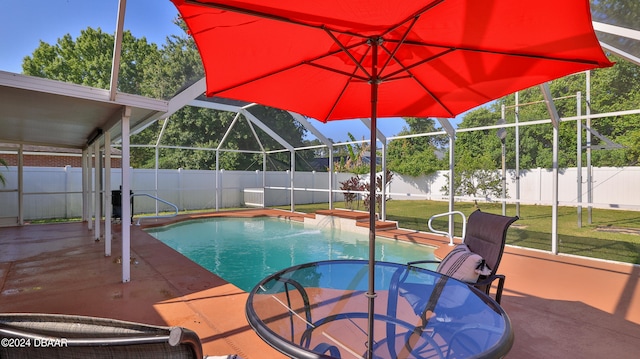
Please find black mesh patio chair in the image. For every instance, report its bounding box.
[383,211,517,358]
[451,210,517,303]
[404,210,518,305]
[0,313,204,359]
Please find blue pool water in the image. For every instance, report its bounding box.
[146,217,436,291]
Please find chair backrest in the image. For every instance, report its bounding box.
[463,210,518,275]
[0,313,203,359]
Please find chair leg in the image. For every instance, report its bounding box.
[494,275,506,304]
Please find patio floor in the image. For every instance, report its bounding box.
[1,209,639,358]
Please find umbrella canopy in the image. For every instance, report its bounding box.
[172,1,612,357]
[173,0,611,122]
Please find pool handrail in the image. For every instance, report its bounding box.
[427,210,466,246]
[132,193,179,225]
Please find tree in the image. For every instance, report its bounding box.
[22,22,309,171]
[387,117,446,176]
[454,52,640,171]
[131,22,309,171]
[130,21,206,168]
[441,151,504,206]
[589,0,640,166]
[444,108,504,201]
[586,55,640,165]
[23,27,160,94]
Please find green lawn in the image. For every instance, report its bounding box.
[279,200,640,265]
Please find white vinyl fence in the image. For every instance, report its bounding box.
[388,167,640,210]
[1,165,639,222]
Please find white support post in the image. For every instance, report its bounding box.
[586,71,593,224]
[82,148,91,222]
[64,165,72,219]
[290,152,295,212]
[448,135,455,239]
[155,146,159,216]
[94,140,101,241]
[155,116,171,216]
[262,152,266,208]
[551,125,559,254]
[380,140,387,221]
[311,170,316,204]
[178,167,183,211]
[215,150,220,211]
[121,107,132,283]
[82,149,88,222]
[105,131,112,257]
[437,118,456,242]
[109,0,126,101]
[576,92,582,228]
[515,92,521,217]
[500,106,506,216]
[18,145,24,225]
[87,144,93,231]
[328,144,334,210]
[540,83,560,255]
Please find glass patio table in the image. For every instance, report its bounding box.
[246,259,513,359]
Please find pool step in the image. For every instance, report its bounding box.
[355,220,398,230]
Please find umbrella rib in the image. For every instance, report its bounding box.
[323,48,373,121]
[378,16,419,78]
[379,45,456,117]
[386,38,609,66]
[381,48,456,80]
[306,63,369,82]
[323,28,372,80]
[324,77,353,122]
[459,46,609,66]
[302,34,371,82]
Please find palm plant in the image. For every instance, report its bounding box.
[334,132,370,174]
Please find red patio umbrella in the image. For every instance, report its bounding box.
[172,0,612,356]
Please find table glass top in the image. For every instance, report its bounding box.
[246,260,512,359]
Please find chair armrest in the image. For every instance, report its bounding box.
[470,274,506,304]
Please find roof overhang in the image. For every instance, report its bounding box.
[0,71,169,149]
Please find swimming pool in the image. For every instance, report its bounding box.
[146,217,436,291]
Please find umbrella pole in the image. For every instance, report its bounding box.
[366,37,380,359]
[367,117,377,358]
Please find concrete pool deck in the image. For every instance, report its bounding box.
[1,208,639,358]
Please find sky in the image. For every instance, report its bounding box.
[0,0,460,142]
